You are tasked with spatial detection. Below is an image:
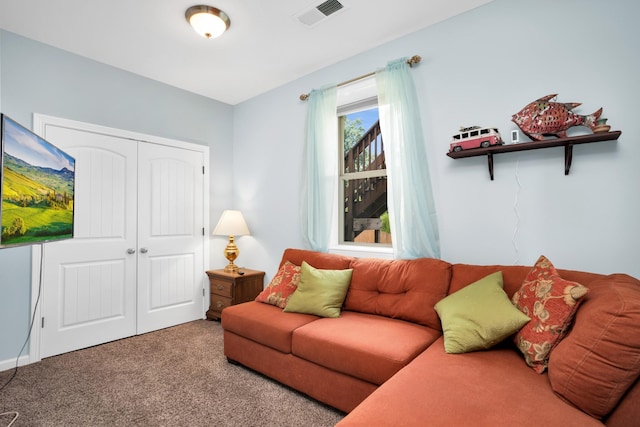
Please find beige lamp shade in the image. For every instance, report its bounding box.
[213,210,250,273]
[213,210,250,236]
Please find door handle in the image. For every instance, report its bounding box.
[127,248,136,254]
[140,247,149,254]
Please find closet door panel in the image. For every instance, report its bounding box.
[136,142,205,333]
[40,127,137,358]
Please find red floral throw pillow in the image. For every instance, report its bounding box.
[511,255,588,373]
[255,261,301,309]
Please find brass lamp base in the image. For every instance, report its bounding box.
[223,235,240,273]
[224,262,239,273]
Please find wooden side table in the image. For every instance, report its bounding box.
[205,268,265,320]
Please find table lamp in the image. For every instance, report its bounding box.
[212,210,250,273]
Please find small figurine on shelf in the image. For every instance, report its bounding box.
[511,94,603,141]
[448,125,503,152]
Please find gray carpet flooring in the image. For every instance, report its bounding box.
[0,320,345,426]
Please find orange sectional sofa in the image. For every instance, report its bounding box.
[221,248,640,426]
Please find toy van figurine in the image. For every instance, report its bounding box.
[449,126,503,152]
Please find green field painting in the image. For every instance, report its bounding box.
[1,115,75,246]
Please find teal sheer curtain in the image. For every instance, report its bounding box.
[301,85,338,251]
[376,58,440,259]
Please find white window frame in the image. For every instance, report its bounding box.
[330,76,393,259]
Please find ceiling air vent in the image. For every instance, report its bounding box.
[317,0,344,16]
[295,0,345,27]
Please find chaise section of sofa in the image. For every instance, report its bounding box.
[336,336,603,427]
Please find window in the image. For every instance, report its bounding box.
[338,101,390,246]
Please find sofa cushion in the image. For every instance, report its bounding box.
[255,261,301,308]
[336,336,602,427]
[434,271,530,354]
[512,255,588,373]
[343,257,452,329]
[292,311,440,385]
[284,261,353,318]
[548,274,640,419]
[221,301,318,353]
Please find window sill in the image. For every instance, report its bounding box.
[329,245,394,260]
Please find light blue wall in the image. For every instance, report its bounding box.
[0,30,234,361]
[234,0,640,281]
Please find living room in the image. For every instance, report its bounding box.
[1,0,639,423]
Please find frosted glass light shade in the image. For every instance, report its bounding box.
[186,5,230,39]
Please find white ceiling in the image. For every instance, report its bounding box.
[0,0,494,105]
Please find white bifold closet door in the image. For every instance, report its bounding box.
[37,118,206,358]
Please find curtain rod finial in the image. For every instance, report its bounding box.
[408,55,422,67]
[300,93,310,101]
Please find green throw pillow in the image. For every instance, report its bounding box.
[434,271,530,354]
[283,261,353,318]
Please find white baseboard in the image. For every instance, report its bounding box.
[0,354,31,373]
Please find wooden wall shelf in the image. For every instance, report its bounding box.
[446,131,621,180]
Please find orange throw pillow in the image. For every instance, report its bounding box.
[511,255,588,373]
[255,261,301,308]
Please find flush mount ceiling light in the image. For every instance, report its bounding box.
[185,5,230,39]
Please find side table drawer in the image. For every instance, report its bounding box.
[210,294,232,312]
[210,278,232,297]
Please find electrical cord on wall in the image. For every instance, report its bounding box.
[0,244,45,395]
[512,159,522,265]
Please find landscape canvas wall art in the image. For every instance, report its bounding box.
[1,114,75,247]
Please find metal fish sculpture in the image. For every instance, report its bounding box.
[512,94,602,141]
